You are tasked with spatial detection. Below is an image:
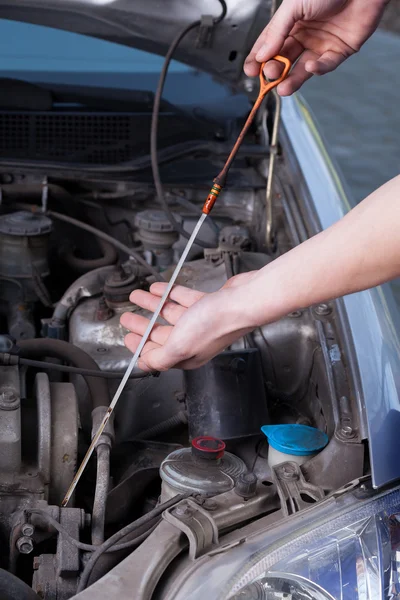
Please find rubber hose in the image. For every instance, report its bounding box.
[48,210,162,281]
[135,411,187,440]
[0,568,40,600]
[62,238,118,273]
[92,444,111,545]
[17,339,110,409]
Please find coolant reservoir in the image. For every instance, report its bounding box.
[261,424,328,467]
[159,436,246,502]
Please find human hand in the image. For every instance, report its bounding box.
[120,271,258,371]
[244,0,388,95]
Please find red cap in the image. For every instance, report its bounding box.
[191,436,226,460]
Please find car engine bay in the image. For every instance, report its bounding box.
[0,97,366,598]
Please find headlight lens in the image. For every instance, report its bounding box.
[230,495,398,599]
[169,485,400,600]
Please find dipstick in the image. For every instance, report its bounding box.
[61,58,291,507]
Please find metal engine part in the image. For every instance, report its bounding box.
[29,505,89,600]
[68,257,229,442]
[0,364,78,560]
[0,210,52,339]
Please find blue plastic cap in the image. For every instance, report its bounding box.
[261,424,329,456]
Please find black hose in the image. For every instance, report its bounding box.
[61,238,118,274]
[17,339,110,409]
[28,509,156,554]
[47,211,163,281]
[18,356,152,380]
[77,494,189,591]
[92,444,111,545]
[0,568,40,600]
[151,1,227,249]
[134,410,187,440]
[3,193,162,281]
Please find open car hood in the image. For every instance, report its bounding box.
[0,0,272,85]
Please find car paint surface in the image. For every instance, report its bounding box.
[282,94,400,488]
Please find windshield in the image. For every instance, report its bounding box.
[0,19,248,117]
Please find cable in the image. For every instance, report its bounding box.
[27,509,156,554]
[18,357,153,380]
[77,493,189,592]
[151,1,227,249]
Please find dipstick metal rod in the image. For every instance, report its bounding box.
[61,58,291,507]
[61,214,207,507]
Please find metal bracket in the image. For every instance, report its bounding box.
[196,15,215,49]
[273,462,325,517]
[163,498,219,559]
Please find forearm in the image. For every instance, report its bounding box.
[244,174,400,326]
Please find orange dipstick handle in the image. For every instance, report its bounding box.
[202,55,291,215]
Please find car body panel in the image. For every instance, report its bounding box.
[0,0,271,85]
[282,94,400,488]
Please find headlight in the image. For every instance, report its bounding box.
[229,486,397,600]
[169,483,400,600]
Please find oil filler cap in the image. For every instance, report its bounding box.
[191,436,226,460]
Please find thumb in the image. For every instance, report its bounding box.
[244,0,298,77]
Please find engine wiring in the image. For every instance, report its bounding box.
[150,1,227,249]
[76,493,191,592]
[15,357,153,380]
[26,509,157,554]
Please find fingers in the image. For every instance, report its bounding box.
[276,49,318,95]
[139,344,194,373]
[121,312,171,344]
[124,331,182,372]
[142,283,205,307]
[305,49,348,75]
[262,35,303,80]
[129,290,186,325]
[123,334,161,371]
[244,0,298,77]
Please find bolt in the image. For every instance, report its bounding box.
[21,523,35,537]
[203,498,218,511]
[16,536,34,554]
[173,504,192,517]
[341,425,355,439]
[288,311,302,318]
[244,79,254,93]
[315,303,332,316]
[1,389,16,403]
[281,464,298,480]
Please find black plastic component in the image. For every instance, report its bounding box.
[184,348,269,441]
[235,472,258,498]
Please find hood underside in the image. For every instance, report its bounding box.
[0,0,271,85]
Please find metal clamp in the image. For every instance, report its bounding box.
[163,498,219,559]
[273,462,325,517]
